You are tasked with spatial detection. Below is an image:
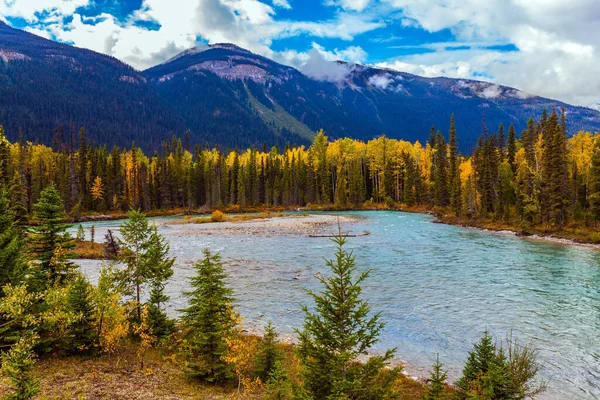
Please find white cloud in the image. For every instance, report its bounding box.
[272,0,292,9]
[368,73,393,89]
[1,0,383,71]
[325,0,370,12]
[279,42,367,81]
[0,0,90,22]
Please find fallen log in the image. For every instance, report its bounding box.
[308,231,371,238]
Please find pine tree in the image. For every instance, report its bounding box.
[118,209,153,320]
[434,131,449,207]
[1,333,40,400]
[0,126,10,189]
[0,189,26,288]
[144,227,175,340]
[66,273,98,354]
[180,249,235,383]
[448,114,462,215]
[297,227,398,399]
[27,185,76,289]
[77,224,85,242]
[90,225,95,244]
[255,322,282,382]
[266,360,294,400]
[424,354,448,400]
[589,139,600,224]
[507,124,517,174]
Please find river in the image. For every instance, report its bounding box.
[72,211,600,399]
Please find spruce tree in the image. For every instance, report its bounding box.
[255,322,282,382]
[297,228,398,399]
[424,354,448,400]
[77,224,85,242]
[144,227,175,340]
[27,185,76,288]
[507,124,517,174]
[118,209,153,319]
[448,114,462,215]
[180,249,235,383]
[0,189,26,288]
[66,273,98,354]
[434,131,449,207]
[0,126,9,189]
[589,139,600,224]
[1,333,40,400]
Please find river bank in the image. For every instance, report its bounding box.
[434,214,600,249]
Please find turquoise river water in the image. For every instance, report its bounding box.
[73,211,600,399]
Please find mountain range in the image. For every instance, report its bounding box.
[1,21,599,152]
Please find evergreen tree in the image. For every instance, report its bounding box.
[180,249,235,383]
[27,185,76,288]
[1,333,40,400]
[589,139,600,224]
[66,273,98,354]
[0,126,10,189]
[118,209,153,319]
[77,224,85,242]
[507,124,517,174]
[90,225,96,244]
[434,131,449,207]
[448,114,462,215]
[255,322,282,382]
[424,354,448,400]
[297,228,398,399]
[144,228,176,339]
[541,110,570,227]
[266,360,294,400]
[0,189,26,288]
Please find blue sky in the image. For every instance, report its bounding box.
[1,0,599,107]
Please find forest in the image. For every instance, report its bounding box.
[1,108,599,237]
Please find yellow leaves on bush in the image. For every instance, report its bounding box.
[134,304,155,370]
[93,267,130,356]
[211,210,227,222]
[223,330,262,395]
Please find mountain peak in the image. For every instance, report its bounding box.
[162,43,252,65]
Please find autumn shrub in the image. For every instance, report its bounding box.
[211,210,227,222]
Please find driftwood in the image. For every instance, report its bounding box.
[308,231,371,238]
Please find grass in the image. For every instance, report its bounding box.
[0,343,238,400]
[0,336,433,400]
[71,241,107,259]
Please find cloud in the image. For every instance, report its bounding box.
[279,42,366,81]
[272,0,292,9]
[368,73,393,89]
[300,48,353,81]
[325,0,371,12]
[2,0,383,71]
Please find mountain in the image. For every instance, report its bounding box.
[146,43,600,152]
[1,21,599,151]
[0,21,185,149]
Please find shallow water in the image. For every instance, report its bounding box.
[73,211,600,399]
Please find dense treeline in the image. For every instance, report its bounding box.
[1,109,599,232]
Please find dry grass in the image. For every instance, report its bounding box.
[0,344,239,400]
[71,241,107,260]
